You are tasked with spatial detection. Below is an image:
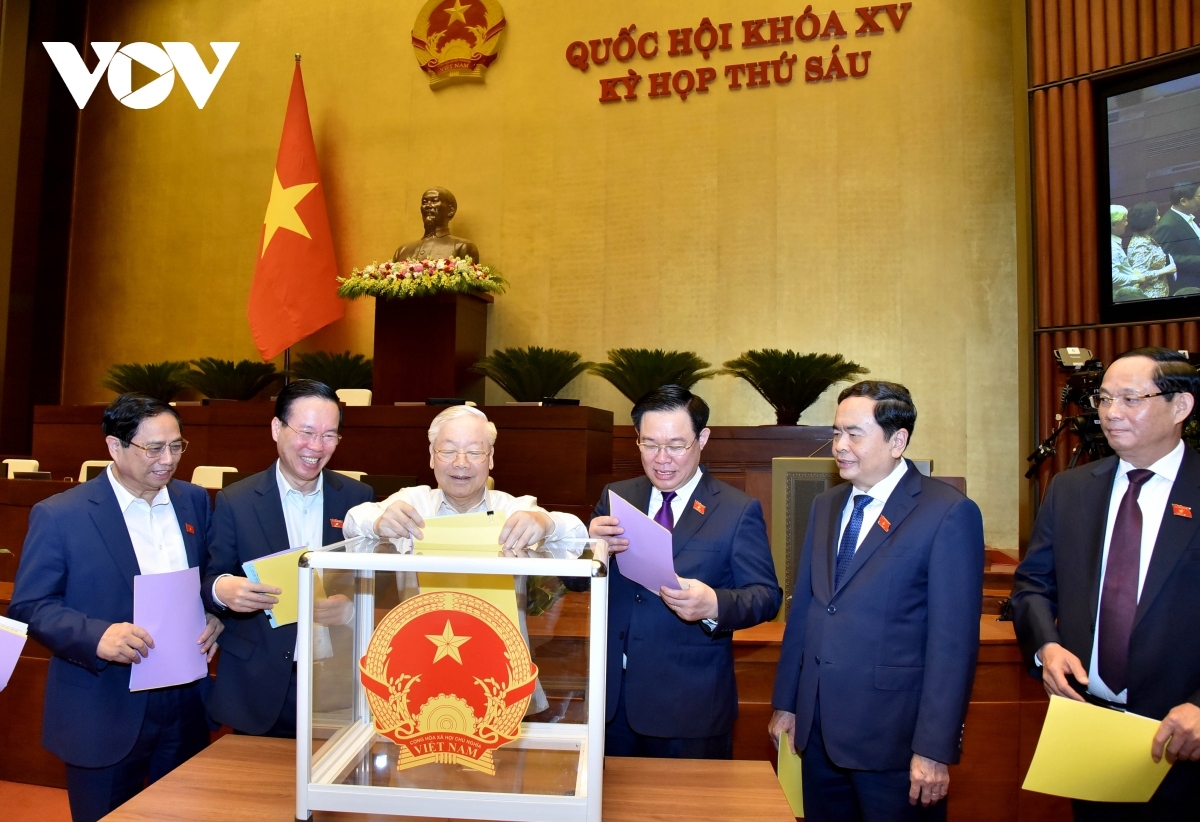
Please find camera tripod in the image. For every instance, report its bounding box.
[1025,411,1111,478]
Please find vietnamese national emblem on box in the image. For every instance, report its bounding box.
[411,0,506,90]
[359,590,537,774]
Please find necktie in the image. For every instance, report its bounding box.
[654,491,677,531]
[834,495,873,589]
[1097,468,1154,695]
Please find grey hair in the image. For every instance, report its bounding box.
[427,405,497,446]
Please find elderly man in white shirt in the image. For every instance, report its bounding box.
[342,404,588,713]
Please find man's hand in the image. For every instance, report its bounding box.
[1037,642,1088,701]
[214,575,282,613]
[1152,703,1200,763]
[314,593,354,626]
[197,613,223,661]
[768,709,797,754]
[588,515,628,553]
[98,622,154,664]
[375,499,425,541]
[661,577,718,621]
[500,511,553,555]
[909,754,949,807]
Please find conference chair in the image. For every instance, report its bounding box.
[191,465,239,490]
[3,458,38,478]
[78,460,112,482]
[333,470,367,481]
[336,389,372,406]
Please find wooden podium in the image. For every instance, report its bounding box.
[371,291,493,405]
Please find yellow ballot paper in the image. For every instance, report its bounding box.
[415,512,521,632]
[242,547,327,628]
[777,731,804,817]
[1022,695,1173,802]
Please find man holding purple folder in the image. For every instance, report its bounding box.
[587,385,781,759]
[9,394,220,822]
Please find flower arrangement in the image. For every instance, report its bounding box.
[337,256,506,301]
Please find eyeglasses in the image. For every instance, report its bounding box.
[125,438,188,459]
[1086,391,1168,410]
[281,421,342,445]
[433,448,491,464]
[636,439,697,458]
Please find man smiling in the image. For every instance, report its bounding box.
[588,385,781,759]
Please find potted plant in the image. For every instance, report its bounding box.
[182,358,282,400]
[589,348,717,403]
[472,347,593,402]
[338,257,506,301]
[290,350,374,390]
[101,361,191,403]
[721,350,868,425]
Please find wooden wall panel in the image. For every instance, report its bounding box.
[1031,0,1196,76]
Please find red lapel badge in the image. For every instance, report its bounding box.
[185,523,195,535]
[693,500,706,515]
[1172,504,1192,519]
[330,518,344,529]
[878,515,891,533]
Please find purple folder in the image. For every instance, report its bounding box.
[130,566,208,692]
[609,490,681,594]
[0,624,26,692]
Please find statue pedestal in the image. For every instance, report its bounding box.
[371,292,493,405]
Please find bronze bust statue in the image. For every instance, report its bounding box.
[392,187,480,264]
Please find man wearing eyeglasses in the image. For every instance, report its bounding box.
[341,404,588,714]
[1012,347,1200,821]
[9,394,221,822]
[202,380,374,737]
[586,385,781,759]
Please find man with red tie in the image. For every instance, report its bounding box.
[1012,347,1200,820]
[587,385,781,758]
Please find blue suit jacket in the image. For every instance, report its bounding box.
[595,471,781,739]
[8,474,212,768]
[201,466,374,734]
[772,461,984,770]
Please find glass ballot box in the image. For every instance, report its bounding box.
[295,536,608,822]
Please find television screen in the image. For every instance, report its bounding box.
[1099,63,1200,322]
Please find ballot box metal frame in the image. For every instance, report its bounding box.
[295,537,609,822]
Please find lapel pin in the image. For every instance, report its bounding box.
[185,523,195,535]
[693,500,706,515]
[1172,504,1192,519]
[878,515,891,533]
[330,518,344,529]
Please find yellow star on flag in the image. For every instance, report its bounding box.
[426,620,471,664]
[261,170,317,257]
[444,0,471,25]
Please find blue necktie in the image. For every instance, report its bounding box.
[834,495,873,589]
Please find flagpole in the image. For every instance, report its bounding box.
[284,347,291,385]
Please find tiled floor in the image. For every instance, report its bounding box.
[0,780,71,822]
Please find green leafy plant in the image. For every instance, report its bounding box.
[588,348,718,404]
[721,350,869,425]
[101,361,191,403]
[471,347,593,402]
[181,358,282,400]
[290,351,374,390]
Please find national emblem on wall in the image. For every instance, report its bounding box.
[359,590,537,774]
[411,0,507,89]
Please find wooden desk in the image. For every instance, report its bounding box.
[102,735,796,821]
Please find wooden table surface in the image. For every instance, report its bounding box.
[102,735,796,822]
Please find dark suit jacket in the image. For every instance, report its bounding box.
[1012,449,1200,719]
[772,462,984,771]
[202,465,373,734]
[594,471,781,739]
[8,475,211,768]
[1154,208,1200,293]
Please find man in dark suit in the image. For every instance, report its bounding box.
[1154,181,1200,294]
[587,385,781,759]
[9,394,221,822]
[769,381,984,821]
[203,380,373,737]
[1011,347,1200,821]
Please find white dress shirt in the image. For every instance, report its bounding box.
[107,466,189,575]
[648,466,705,527]
[1086,440,1184,703]
[836,459,909,553]
[1171,206,1200,241]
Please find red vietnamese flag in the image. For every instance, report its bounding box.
[247,61,343,360]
